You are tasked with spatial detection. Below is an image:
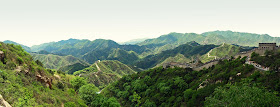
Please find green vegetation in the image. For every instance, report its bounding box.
[70,76,88,91]
[74,60,136,89]
[205,83,279,107]
[251,50,280,71]
[200,43,241,63]
[103,56,280,106]
[135,42,216,69]
[0,42,86,106]
[58,62,90,74]
[138,30,280,48]
[107,48,139,64]
[31,53,90,70]
[154,54,191,68]
[3,40,31,52]
[30,39,148,64]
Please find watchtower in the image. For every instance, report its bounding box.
[255,43,279,55]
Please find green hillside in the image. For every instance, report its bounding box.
[0,42,87,106]
[103,57,280,106]
[200,43,241,63]
[107,48,139,64]
[31,53,90,70]
[58,62,90,74]
[3,40,32,52]
[74,60,136,89]
[30,39,149,64]
[134,42,216,69]
[154,54,191,68]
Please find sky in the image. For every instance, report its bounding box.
[0,0,280,47]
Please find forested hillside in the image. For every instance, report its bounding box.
[0,42,86,106]
[134,42,216,69]
[74,60,136,89]
[30,39,148,64]
[103,56,280,106]
[3,40,32,52]
[31,53,90,70]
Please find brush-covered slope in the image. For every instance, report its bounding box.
[31,39,148,64]
[103,57,280,107]
[31,53,90,70]
[135,41,216,69]
[58,62,90,74]
[154,54,191,68]
[107,48,139,64]
[74,60,136,88]
[3,40,31,52]
[200,43,241,63]
[0,42,86,106]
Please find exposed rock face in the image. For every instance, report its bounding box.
[36,74,52,89]
[0,94,12,107]
[0,51,4,63]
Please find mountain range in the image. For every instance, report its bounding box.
[3,30,279,71]
[1,30,280,106]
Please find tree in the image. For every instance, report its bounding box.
[90,95,121,107]
[35,60,44,67]
[205,84,280,107]
[79,84,99,105]
[142,99,156,107]
[132,92,141,106]
[70,77,87,91]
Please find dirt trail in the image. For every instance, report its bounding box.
[95,63,101,71]
[94,61,101,78]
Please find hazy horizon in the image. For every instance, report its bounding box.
[1,0,280,46]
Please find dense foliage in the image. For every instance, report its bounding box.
[104,56,280,106]
[3,40,32,52]
[251,50,280,71]
[205,83,279,107]
[0,42,86,106]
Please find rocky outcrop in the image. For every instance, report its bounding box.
[0,51,4,63]
[36,74,52,89]
[0,94,12,107]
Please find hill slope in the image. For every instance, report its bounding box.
[199,43,241,63]
[74,60,136,88]
[31,39,148,64]
[3,40,31,52]
[135,41,216,69]
[103,57,280,106]
[31,53,90,70]
[138,30,280,48]
[0,42,86,106]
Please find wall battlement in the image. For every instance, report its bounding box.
[255,43,279,55]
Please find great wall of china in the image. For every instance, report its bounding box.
[163,43,272,71]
